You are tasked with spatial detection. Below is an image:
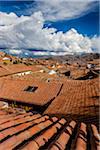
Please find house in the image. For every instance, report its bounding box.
[49,70,57,75]
[0,78,62,106]
[0,64,34,77]
[87,63,95,69]
[2,57,12,64]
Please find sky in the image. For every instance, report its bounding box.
[0,0,99,57]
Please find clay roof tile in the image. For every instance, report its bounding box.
[33,115,49,124]
[59,118,66,125]
[50,120,76,150]
[51,117,58,122]
[0,106,99,150]
[22,141,39,150]
[76,122,87,150]
[91,124,100,150]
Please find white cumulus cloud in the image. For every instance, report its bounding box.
[91,36,100,53]
[0,11,99,56]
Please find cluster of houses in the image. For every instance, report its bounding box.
[0,51,99,149]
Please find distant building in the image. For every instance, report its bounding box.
[0,64,34,77]
[2,57,12,64]
[13,70,32,77]
[49,70,57,75]
[87,63,95,69]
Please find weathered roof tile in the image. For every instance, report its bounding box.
[76,123,87,150]
[91,124,100,150]
[0,106,99,150]
[50,121,76,150]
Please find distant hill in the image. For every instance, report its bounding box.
[43,53,100,63]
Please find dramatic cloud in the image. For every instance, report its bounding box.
[0,11,99,56]
[20,0,97,21]
[1,0,96,21]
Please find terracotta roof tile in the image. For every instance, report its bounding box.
[22,141,39,150]
[0,113,15,119]
[0,112,32,125]
[34,119,66,145]
[91,124,100,150]
[0,78,62,105]
[0,110,8,115]
[59,118,66,125]
[44,78,99,124]
[21,118,66,149]
[33,115,49,124]
[0,113,35,130]
[0,67,10,77]
[0,64,32,75]
[50,121,76,150]
[0,106,99,150]
[51,117,58,122]
[76,123,87,150]
[0,116,56,149]
[0,115,47,141]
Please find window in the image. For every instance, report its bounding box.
[24,86,38,92]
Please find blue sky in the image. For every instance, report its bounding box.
[45,10,99,36]
[0,0,99,56]
[0,0,99,36]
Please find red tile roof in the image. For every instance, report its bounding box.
[0,78,62,105]
[0,64,40,77]
[49,120,76,150]
[1,64,32,73]
[0,107,99,150]
[44,78,99,119]
[75,123,87,150]
[0,66,10,77]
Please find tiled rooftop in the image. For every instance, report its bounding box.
[0,66,10,77]
[0,78,62,106]
[0,77,99,125]
[0,64,41,77]
[1,64,32,73]
[0,64,30,77]
[44,78,99,124]
[0,106,99,150]
[0,56,99,149]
